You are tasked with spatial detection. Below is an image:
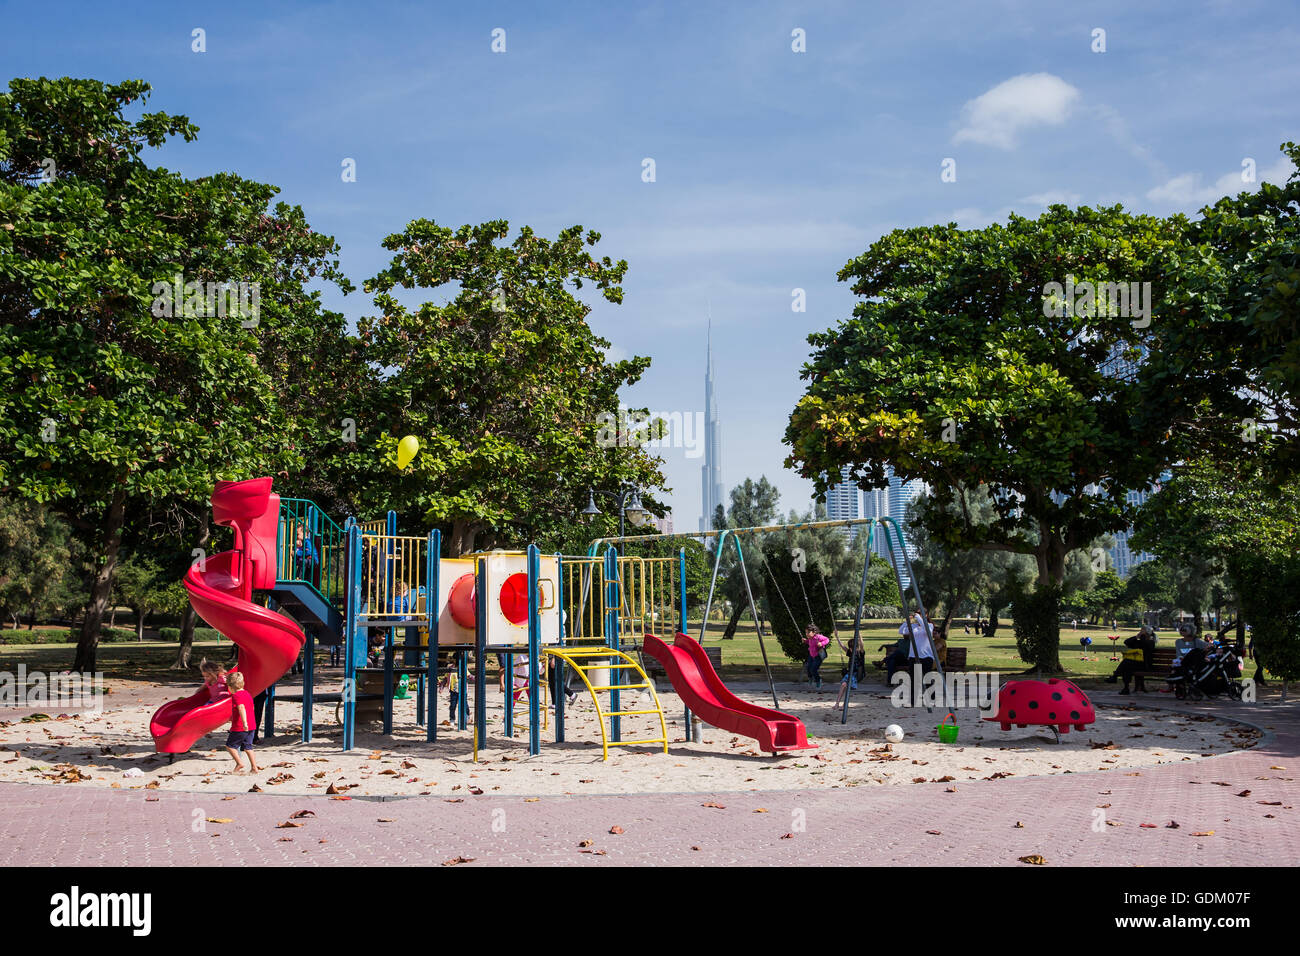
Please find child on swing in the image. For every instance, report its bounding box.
[834,632,866,705]
[804,624,830,689]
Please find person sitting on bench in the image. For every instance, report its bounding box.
[1106,625,1157,694]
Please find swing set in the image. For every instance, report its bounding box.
[590,514,950,724]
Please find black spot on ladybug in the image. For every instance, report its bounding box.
[1049,712,1056,720]
[1008,710,1016,720]
[1070,710,1080,720]
[1051,692,1062,701]
[1028,700,1039,709]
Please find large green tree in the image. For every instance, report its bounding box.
[785,205,1212,670]
[327,219,664,554]
[1134,456,1300,689]
[0,78,352,670]
[709,477,781,638]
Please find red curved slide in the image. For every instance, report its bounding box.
[643,632,815,753]
[150,479,305,754]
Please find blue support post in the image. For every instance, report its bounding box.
[554,552,565,744]
[527,544,541,756]
[343,522,361,752]
[382,624,394,736]
[605,545,621,743]
[474,557,488,745]
[264,682,275,739]
[302,627,314,742]
[427,530,439,742]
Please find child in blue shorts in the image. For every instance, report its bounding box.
[224,671,260,773]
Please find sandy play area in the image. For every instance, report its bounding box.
[0,674,1264,798]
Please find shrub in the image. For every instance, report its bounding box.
[159,626,222,643]
[1010,580,1063,672]
[0,629,71,645]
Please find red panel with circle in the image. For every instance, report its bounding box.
[498,572,536,625]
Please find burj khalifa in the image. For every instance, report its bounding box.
[699,323,724,531]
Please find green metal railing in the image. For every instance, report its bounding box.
[277,497,348,607]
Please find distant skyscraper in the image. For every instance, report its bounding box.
[861,466,925,569]
[823,466,861,541]
[699,320,724,531]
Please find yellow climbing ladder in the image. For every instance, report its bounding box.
[543,646,669,760]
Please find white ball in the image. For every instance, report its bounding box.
[884,724,904,743]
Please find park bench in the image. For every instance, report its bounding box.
[1131,646,1177,681]
[639,643,721,677]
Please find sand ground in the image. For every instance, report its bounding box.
[0,673,1262,798]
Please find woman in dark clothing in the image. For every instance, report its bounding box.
[1106,625,1157,694]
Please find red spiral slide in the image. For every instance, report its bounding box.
[149,478,305,754]
[643,632,816,753]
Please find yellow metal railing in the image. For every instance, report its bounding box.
[561,554,679,643]
[358,533,429,619]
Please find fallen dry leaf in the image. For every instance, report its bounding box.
[1018,854,1047,865]
[442,856,475,866]
[609,826,624,834]
[701,801,726,809]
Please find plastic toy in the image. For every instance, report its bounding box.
[983,678,1096,744]
[936,712,958,743]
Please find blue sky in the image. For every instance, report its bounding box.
[4,0,1297,529]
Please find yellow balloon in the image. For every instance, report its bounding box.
[396,435,420,470]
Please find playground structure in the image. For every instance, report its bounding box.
[151,480,937,760]
[151,478,680,758]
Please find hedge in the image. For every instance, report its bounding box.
[0,627,137,645]
[157,627,222,643]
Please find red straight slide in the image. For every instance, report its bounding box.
[150,479,305,754]
[643,632,815,753]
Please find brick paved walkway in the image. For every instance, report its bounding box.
[1,692,1295,866]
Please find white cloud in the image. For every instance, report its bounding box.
[953,73,1081,149]
[1017,190,1084,207]
[1146,155,1297,207]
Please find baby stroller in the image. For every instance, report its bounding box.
[1167,640,1245,700]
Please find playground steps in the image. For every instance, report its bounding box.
[270,581,344,643]
[544,647,669,760]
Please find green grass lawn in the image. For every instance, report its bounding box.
[687,620,1247,686]
[0,640,239,686]
[0,621,1265,690]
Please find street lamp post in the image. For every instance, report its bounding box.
[582,485,647,556]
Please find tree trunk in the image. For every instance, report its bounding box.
[135,609,148,641]
[721,600,745,640]
[172,513,209,669]
[109,604,117,627]
[74,485,127,673]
